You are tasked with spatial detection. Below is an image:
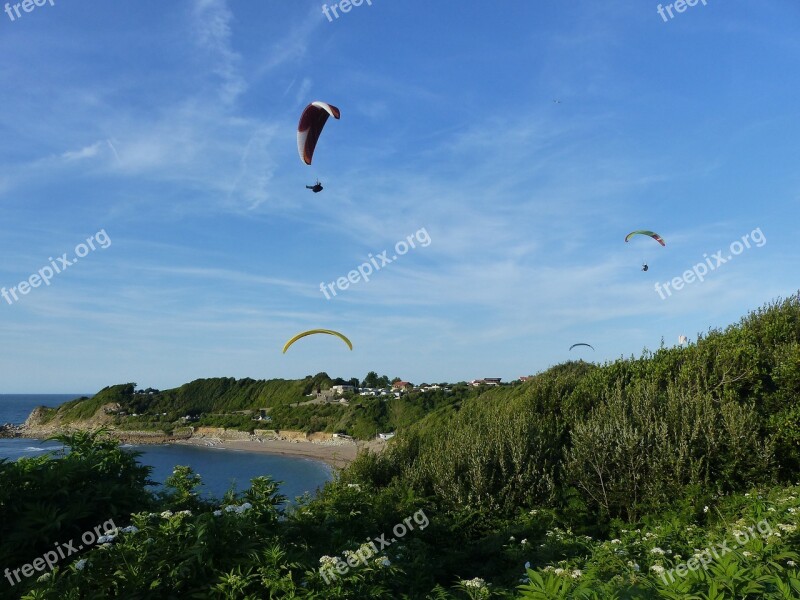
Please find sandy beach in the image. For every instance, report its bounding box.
[2,418,388,470]
[174,436,385,469]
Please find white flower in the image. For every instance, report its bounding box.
[627,561,640,571]
[650,565,665,574]
[160,510,173,519]
[788,560,797,567]
[742,551,752,557]
[703,506,709,513]
[571,569,582,579]
[509,536,516,541]
[37,572,51,582]
[462,577,487,589]
[177,510,192,517]
[610,539,621,544]
[521,539,528,546]
[213,510,222,517]
[381,558,391,567]
[224,505,237,513]
[121,525,139,534]
[75,559,87,571]
[319,555,339,569]
[553,568,565,576]
[650,547,665,555]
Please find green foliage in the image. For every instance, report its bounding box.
[0,430,152,591]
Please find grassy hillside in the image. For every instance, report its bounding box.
[28,373,483,440]
[351,294,800,522]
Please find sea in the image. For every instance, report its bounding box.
[0,394,333,503]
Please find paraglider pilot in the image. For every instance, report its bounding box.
[642,263,649,272]
[306,181,323,193]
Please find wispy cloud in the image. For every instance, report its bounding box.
[192,0,246,106]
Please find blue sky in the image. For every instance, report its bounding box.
[1,0,798,393]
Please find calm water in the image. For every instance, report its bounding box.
[0,395,333,501]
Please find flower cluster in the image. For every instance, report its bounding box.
[462,577,487,588]
[223,502,253,515]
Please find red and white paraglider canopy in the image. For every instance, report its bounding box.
[297,101,340,165]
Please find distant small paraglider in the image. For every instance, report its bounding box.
[569,343,595,352]
[625,230,665,247]
[306,181,323,193]
[626,230,665,271]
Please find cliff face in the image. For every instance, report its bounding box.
[23,406,58,428]
[21,402,119,435]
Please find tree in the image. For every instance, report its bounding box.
[362,371,380,388]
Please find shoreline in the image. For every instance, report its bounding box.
[171,437,373,469]
[1,426,385,470]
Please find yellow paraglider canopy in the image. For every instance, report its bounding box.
[282,329,353,354]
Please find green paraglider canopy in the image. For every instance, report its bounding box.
[625,230,665,246]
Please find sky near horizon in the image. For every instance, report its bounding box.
[1,0,798,393]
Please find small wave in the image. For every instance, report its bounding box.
[22,445,64,453]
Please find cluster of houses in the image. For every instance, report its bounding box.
[324,382,454,400]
